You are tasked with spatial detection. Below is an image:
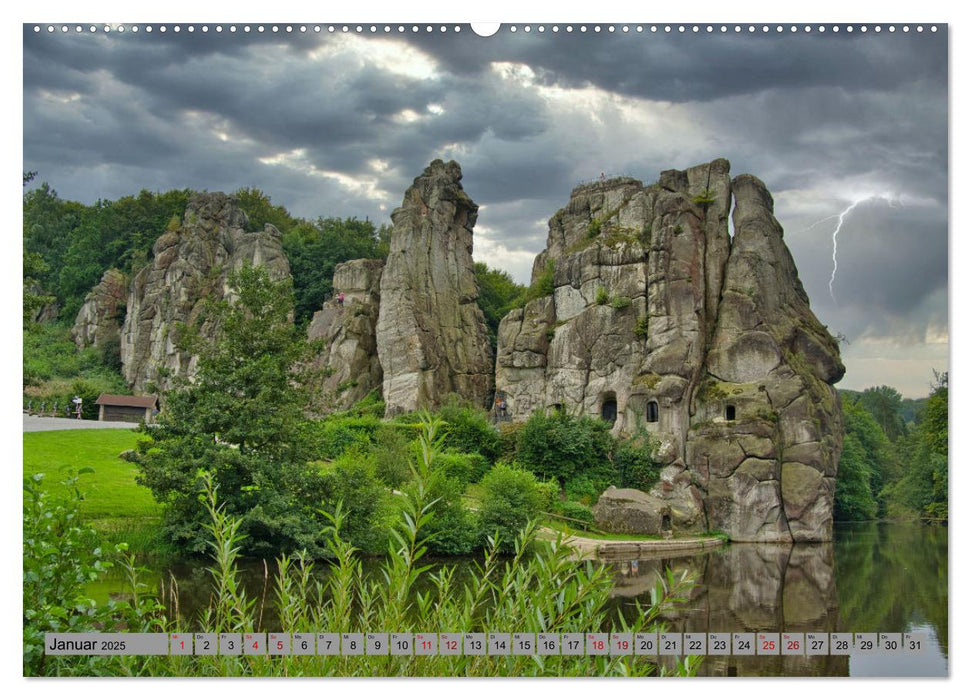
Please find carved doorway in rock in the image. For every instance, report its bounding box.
[601,392,617,425]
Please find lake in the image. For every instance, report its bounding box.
[91,520,947,677]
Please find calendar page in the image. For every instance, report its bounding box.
[21,13,949,682]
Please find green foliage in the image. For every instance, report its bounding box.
[564,474,603,505]
[368,424,413,489]
[478,463,547,553]
[437,395,501,461]
[523,258,555,304]
[884,373,948,519]
[23,475,165,676]
[859,385,907,441]
[595,287,609,305]
[634,317,649,340]
[430,452,477,489]
[310,415,383,459]
[234,187,300,235]
[609,295,631,309]
[321,450,393,554]
[473,262,526,345]
[587,218,602,238]
[553,500,595,526]
[136,265,329,556]
[282,217,386,325]
[614,430,663,492]
[516,410,616,487]
[23,182,190,321]
[23,322,129,414]
[692,188,716,206]
[26,439,699,677]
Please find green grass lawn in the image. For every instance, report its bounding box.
[23,429,161,538]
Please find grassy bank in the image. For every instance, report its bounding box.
[22,428,162,545]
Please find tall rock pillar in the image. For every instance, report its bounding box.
[376,160,494,414]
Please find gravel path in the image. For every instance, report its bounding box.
[23,414,139,432]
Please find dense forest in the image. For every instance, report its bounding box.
[23,177,947,526]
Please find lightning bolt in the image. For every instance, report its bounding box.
[825,193,902,303]
[828,201,863,302]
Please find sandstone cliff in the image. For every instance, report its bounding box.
[71,268,127,350]
[307,259,384,411]
[121,192,291,392]
[496,159,844,542]
[375,160,494,414]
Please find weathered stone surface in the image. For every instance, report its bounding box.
[376,160,494,414]
[593,487,672,535]
[71,268,128,350]
[121,192,291,392]
[308,259,385,412]
[495,159,843,542]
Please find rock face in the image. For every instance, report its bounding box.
[375,160,494,414]
[121,192,291,393]
[307,259,385,411]
[71,268,128,349]
[497,160,844,542]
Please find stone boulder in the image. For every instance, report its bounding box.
[593,487,673,535]
[71,268,128,350]
[376,159,494,414]
[308,259,385,411]
[120,192,291,393]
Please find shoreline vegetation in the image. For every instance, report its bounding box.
[23,423,701,678]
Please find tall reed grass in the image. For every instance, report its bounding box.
[31,419,699,677]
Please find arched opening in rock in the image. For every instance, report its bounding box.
[661,513,672,532]
[601,393,617,424]
[726,404,736,421]
[646,400,659,423]
[550,403,563,414]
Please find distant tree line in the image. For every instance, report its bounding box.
[835,378,948,521]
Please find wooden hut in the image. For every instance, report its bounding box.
[95,394,159,424]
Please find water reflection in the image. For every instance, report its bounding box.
[603,521,947,677]
[89,522,946,677]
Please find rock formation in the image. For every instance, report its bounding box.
[375,159,494,414]
[71,268,127,349]
[497,159,843,542]
[121,192,291,392]
[307,259,385,411]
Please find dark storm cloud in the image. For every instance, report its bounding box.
[23,24,947,385]
[397,28,947,103]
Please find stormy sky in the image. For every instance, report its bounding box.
[22,23,948,397]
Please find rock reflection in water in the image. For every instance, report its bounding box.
[605,542,849,676]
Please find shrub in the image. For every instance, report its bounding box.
[430,451,476,489]
[610,295,631,310]
[478,462,547,553]
[368,424,413,489]
[524,259,555,303]
[438,396,501,461]
[595,287,609,305]
[587,218,602,238]
[498,421,523,461]
[615,431,663,493]
[564,474,605,505]
[321,450,392,554]
[424,470,480,555]
[311,415,382,459]
[554,500,595,526]
[635,317,649,340]
[516,410,616,485]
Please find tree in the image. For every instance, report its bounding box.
[859,385,907,441]
[136,265,328,556]
[282,217,386,325]
[885,372,947,519]
[473,262,526,346]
